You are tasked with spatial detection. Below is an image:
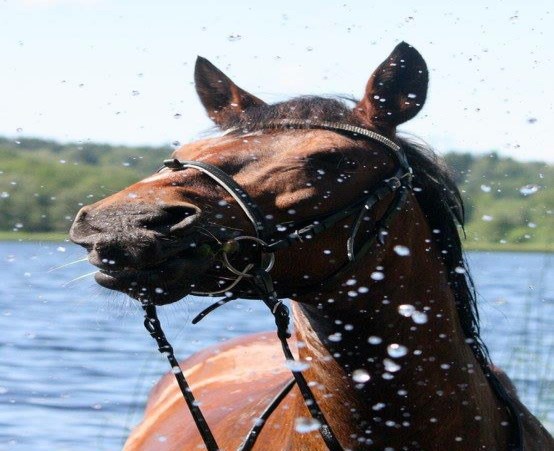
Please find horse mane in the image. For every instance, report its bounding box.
[220,96,491,368]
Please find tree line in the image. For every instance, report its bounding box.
[0,137,551,248]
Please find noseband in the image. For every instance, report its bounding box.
[142,120,413,450]
[142,120,526,450]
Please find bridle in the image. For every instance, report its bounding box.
[140,120,523,450]
[142,120,411,451]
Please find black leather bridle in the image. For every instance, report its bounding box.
[142,120,412,451]
[140,120,523,450]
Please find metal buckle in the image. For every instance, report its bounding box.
[163,158,184,170]
[221,236,275,277]
[385,177,402,190]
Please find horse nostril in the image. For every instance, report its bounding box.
[163,204,201,234]
[169,214,199,234]
[69,206,93,245]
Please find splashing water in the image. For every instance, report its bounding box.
[519,184,540,196]
[387,343,408,358]
[393,245,411,256]
[398,304,415,317]
[352,369,371,383]
[285,359,311,372]
[294,417,321,433]
[383,359,401,373]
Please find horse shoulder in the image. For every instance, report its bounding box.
[124,331,299,450]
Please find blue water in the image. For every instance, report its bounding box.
[0,242,552,450]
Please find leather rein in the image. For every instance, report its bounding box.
[140,120,523,450]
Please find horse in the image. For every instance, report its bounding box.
[69,42,554,450]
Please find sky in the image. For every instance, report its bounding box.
[0,0,552,162]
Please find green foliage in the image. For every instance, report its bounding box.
[0,137,167,232]
[0,137,552,250]
[443,151,552,249]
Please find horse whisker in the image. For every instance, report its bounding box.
[205,221,245,233]
[62,270,97,287]
[192,226,223,245]
[48,257,89,272]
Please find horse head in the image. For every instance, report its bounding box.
[69,42,554,450]
[69,42,428,306]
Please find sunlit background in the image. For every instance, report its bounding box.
[1,0,552,161]
[0,1,552,450]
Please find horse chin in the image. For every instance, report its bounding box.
[93,254,214,305]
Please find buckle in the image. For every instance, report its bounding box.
[163,158,183,170]
[385,177,402,190]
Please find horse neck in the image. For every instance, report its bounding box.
[289,195,510,449]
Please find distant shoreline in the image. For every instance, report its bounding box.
[1,231,552,253]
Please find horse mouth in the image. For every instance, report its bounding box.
[94,250,214,305]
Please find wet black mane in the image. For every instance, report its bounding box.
[221,96,490,367]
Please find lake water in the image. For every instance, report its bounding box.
[1,242,552,450]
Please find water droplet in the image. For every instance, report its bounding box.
[346,278,357,286]
[454,266,466,274]
[173,113,182,119]
[16,127,23,133]
[407,93,417,99]
[383,358,401,372]
[228,34,242,42]
[370,271,384,281]
[171,366,182,374]
[56,246,66,253]
[372,402,386,410]
[128,193,138,199]
[393,245,410,256]
[368,336,382,345]
[285,359,311,372]
[480,184,491,192]
[0,192,9,199]
[398,304,415,317]
[519,184,540,196]
[387,343,408,358]
[294,417,321,433]
[481,215,493,222]
[131,90,140,96]
[352,369,371,383]
[412,311,428,324]
[155,287,164,294]
[328,332,342,342]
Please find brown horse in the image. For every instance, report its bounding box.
[70,43,553,450]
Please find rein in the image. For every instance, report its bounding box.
[140,120,523,450]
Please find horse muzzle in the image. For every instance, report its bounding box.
[69,202,218,304]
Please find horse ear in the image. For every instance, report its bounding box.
[355,42,428,131]
[194,57,266,126]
